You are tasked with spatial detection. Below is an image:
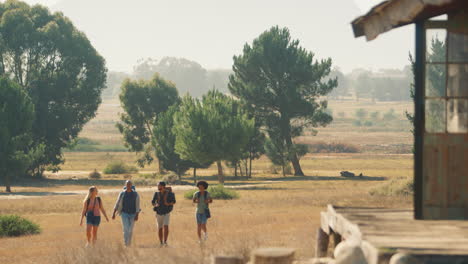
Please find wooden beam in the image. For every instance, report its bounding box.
[251,248,295,264]
[315,228,330,258]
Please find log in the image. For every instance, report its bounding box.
[251,248,295,264]
[212,255,244,264]
[315,227,330,258]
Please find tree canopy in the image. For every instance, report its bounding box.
[0,77,35,191]
[173,90,254,183]
[229,26,336,176]
[0,0,107,176]
[117,74,179,169]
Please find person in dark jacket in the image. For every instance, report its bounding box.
[152,181,176,247]
[112,180,141,246]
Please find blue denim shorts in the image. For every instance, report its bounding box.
[86,213,101,226]
[196,213,208,224]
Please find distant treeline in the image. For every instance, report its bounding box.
[329,67,413,101]
[102,57,231,99]
[103,59,412,102]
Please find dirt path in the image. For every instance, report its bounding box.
[0,182,278,200]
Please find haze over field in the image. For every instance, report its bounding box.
[20,0,413,73]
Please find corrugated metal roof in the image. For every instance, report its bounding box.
[351,0,467,41]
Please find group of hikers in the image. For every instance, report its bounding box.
[79,180,212,247]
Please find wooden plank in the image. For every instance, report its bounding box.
[315,228,329,258]
[320,212,330,235]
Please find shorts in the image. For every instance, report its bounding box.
[196,213,208,224]
[156,213,170,227]
[86,214,101,226]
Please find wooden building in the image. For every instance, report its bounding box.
[353,0,468,220]
[314,1,468,263]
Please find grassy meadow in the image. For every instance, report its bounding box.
[0,98,414,263]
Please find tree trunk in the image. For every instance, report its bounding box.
[249,154,253,178]
[239,162,243,177]
[193,167,197,185]
[234,163,238,178]
[5,175,11,193]
[285,136,304,176]
[157,159,165,174]
[244,160,248,177]
[282,164,286,177]
[216,161,224,183]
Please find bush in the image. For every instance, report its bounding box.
[353,120,362,127]
[268,165,280,174]
[162,172,179,184]
[383,108,397,121]
[370,111,380,121]
[103,161,139,174]
[184,185,239,200]
[88,169,101,179]
[363,120,373,127]
[309,142,360,153]
[355,108,368,120]
[0,215,41,237]
[369,177,413,196]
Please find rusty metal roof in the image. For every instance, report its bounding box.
[352,0,468,41]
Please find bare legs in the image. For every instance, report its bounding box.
[158,226,169,244]
[86,225,99,245]
[197,224,207,241]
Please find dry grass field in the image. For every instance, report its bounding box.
[0,154,412,263]
[76,99,413,154]
[0,99,415,263]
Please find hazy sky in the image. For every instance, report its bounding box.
[20,0,414,74]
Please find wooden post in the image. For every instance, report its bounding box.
[315,227,329,258]
[331,230,342,250]
[212,255,244,264]
[251,248,295,264]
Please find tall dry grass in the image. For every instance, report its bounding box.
[0,176,411,263]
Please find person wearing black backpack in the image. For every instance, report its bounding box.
[192,181,212,243]
[79,186,109,246]
[151,181,176,247]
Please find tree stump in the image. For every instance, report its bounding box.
[315,228,330,258]
[252,248,295,264]
[212,255,244,264]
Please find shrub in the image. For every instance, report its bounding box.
[355,108,368,120]
[184,185,239,200]
[353,120,362,127]
[268,165,280,174]
[309,142,360,153]
[162,172,179,184]
[369,177,413,196]
[370,111,380,121]
[0,215,41,237]
[383,108,397,121]
[88,169,101,179]
[363,120,373,127]
[103,161,139,174]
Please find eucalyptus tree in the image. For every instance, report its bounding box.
[0,77,35,191]
[0,0,107,176]
[117,74,179,173]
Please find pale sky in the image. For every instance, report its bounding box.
[18,0,414,74]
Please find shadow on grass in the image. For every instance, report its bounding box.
[0,191,78,196]
[233,186,286,191]
[258,175,387,182]
[5,177,127,188]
